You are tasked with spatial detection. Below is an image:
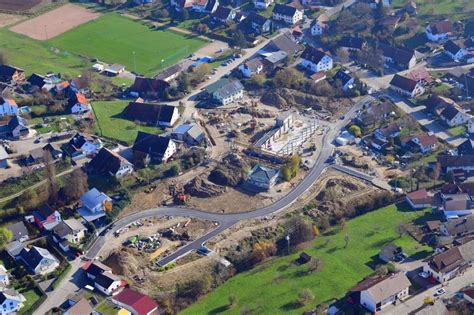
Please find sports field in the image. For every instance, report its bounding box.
[48,14,207,76]
[182,204,433,315]
[92,100,163,145]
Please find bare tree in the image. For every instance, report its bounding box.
[307,257,323,273]
[44,151,58,204]
[396,222,409,238]
[336,48,350,64]
[63,169,89,201]
[344,234,350,248]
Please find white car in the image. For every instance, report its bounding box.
[434,288,446,297]
[418,271,429,279]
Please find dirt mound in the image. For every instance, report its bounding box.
[184,176,227,198]
[208,154,250,187]
[103,249,146,277]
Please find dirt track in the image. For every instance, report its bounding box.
[10,4,101,40]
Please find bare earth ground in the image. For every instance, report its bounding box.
[0,13,25,27]
[0,0,44,12]
[10,4,101,40]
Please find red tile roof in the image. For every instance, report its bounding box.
[464,288,474,299]
[75,93,88,105]
[113,288,158,315]
[417,133,437,147]
[407,189,428,201]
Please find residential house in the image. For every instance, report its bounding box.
[407,133,438,153]
[0,289,26,314]
[205,79,244,105]
[111,288,158,315]
[374,123,401,142]
[33,204,61,230]
[5,241,24,259]
[18,246,60,275]
[51,219,87,252]
[357,101,393,127]
[212,6,236,23]
[132,132,177,166]
[311,21,326,36]
[124,102,179,127]
[379,244,402,263]
[272,4,303,25]
[62,133,103,160]
[239,58,264,77]
[253,0,272,9]
[7,221,29,243]
[129,77,170,100]
[441,193,474,217]
[379,43,419,70]
[88,148,134,178]
[426,20,455,42]
[462,288,474,304]
[54,81,71,96]
[438,155,474,174]
[444,40,468,62]
[247,164,280,190]
[439,105,469,127]
[7,116,28,139]
[310,71,327,83]
[83,260,112,281]
[104,64,125,77]
[171,123,205,145]
[389,74,425,98]
[458,138,474,155]
[407,67,433,85]
[63,298,94,315]
[371,138,388,151]
[300,46,333,73]
[94,272,123,296]
[338,36,368,53]
[350,272,411,312]
[68,93,90,114]
[333,69,354,91]
[42,143,63,159]
[423,239,474,282]
[0,65,24,82]
[78,188,112,223]
[406,189,432,209]
[0,98,18,117]
[155,64,182,83]
[440,215,474,237]
[262,51,288,72]
[24,143,62,166]
[260,33,303,57]
[242,13,271,35]
[425,94,454,115]
[0,265,9,287]
[192,0,209,12]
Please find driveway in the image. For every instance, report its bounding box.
[381,268,474,314]
[388,92,466,146]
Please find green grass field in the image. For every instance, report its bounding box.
[181,204,433,315]
[48,14,207,76]
[392,0,474,22]
[91,100,163,145]
[17,288,43,315]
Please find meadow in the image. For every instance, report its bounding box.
[48,14,207,76]
[181,204,433,315]
[91,100,163,145]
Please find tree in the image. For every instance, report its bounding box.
[176,275,212,299]
[281,165,292,181]
[446,170,454,183]
[286,216,314,245]
[63,169,89,201]
[231,30,247,48]
[336,47,350,64]
[250,74,266,87]
[344,234,350,248]
[375,264,388,276]
[348,125,362,137]
[0,228,12,249]
[298,288,314,306]
[167,164,181,177]
[18,189,40,210]
[273,68,304,89]
[319,216,331,231]
[0,49,7,65]
[228,294,237,307]
[307,257,323,273]
[396,222,408,238]
[44,151,58,204]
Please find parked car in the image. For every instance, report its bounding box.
[418,271,430,279]
[434,288,446,297]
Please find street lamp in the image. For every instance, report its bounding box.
[285,234,290,255]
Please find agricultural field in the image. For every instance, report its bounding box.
[182,204,433,315]
[91,100,163,145]
[48,14,207,76]
[392,0,474,22]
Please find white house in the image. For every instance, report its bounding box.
[247,164,279,190]
[311,21,325,36]
[439,105,470,127]
[68,93,90,114]
[78,188,112,223]
[239,58,264,78]
[441,193,474,217]
[300,46,333,73]
[272,4,303,25]
[206,79,244,105]
[89,148,134,178]
[0,98,18,117]
[409,133,438,153]
[425,20,454,42]
[389,74,425,98]
[18,246,60,275]
[64,133,103,158]
[51,219,87,252]
[0,265,9,287]
[253,0,272,9]
[353,272,411,312]
[334,69,354,91]
[405,189,432,209]
[0,289,26,314]
[444,40,468,62]
[132,132,177,166]
[423,240,474,283]
[94,272,123,296]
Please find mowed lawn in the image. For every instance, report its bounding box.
[391,0,474,17]
[0,28,85,76]
[92,100,162,145]
[181,204,433,315]
[48,14,207,76]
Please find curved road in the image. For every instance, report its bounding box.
[87,96,374,265]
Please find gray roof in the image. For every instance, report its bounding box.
[52,221,73,239]
[206,79,244,98]
[249,164,279,181]
[442,215,474,235]
[155,64,182,81]
[264,51,288,64]
[80,188,110,210]
[7,221,29,242]
[366,272,411,303]
[0,146,7,160]
[6,240,24,257]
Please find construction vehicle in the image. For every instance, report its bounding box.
[169,183,189,205]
